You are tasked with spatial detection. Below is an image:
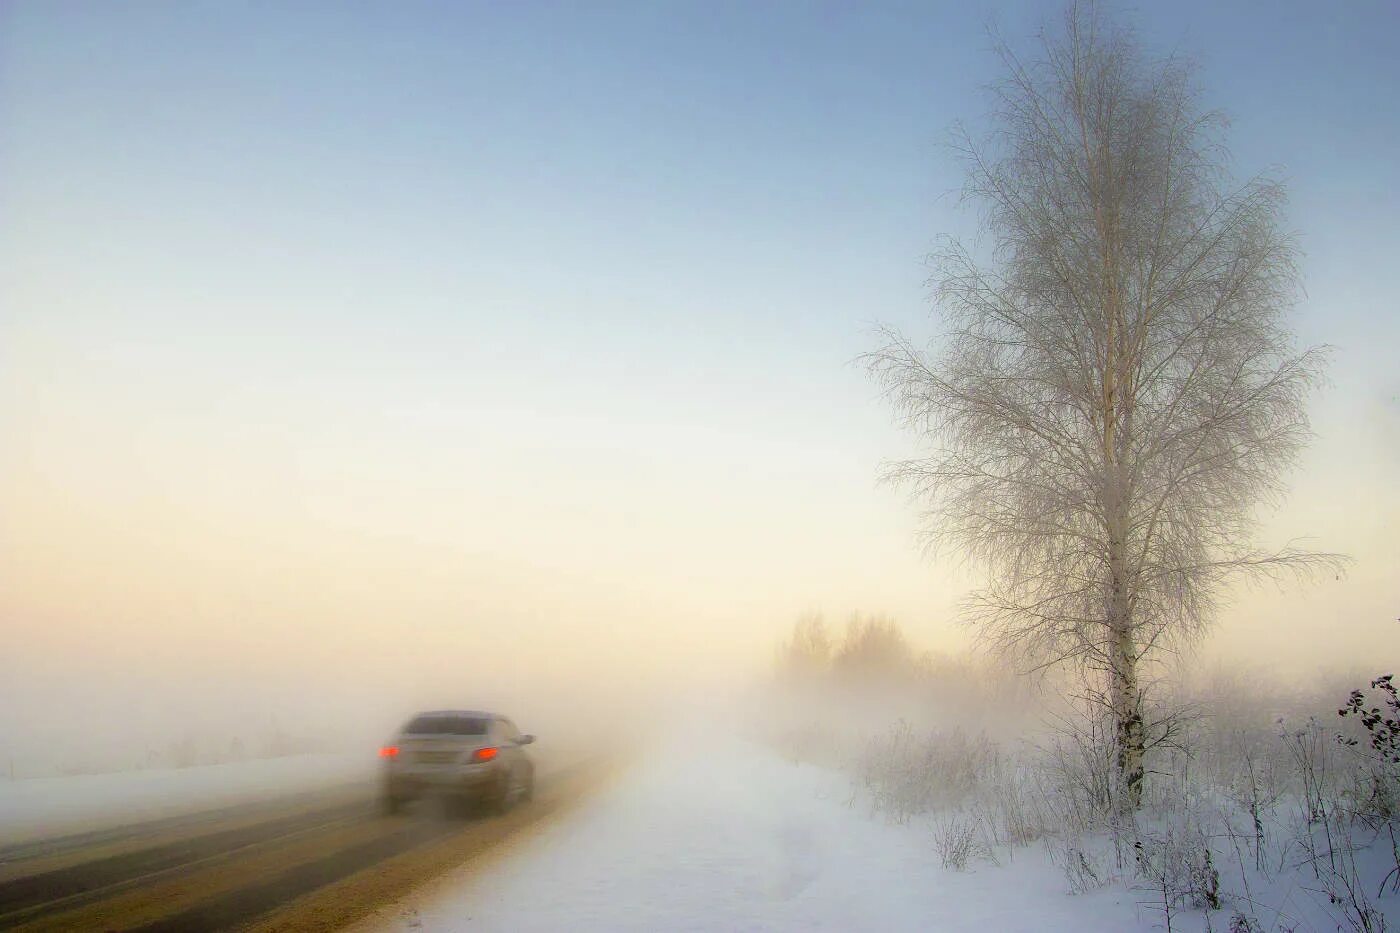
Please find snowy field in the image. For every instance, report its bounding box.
[0,753,373,844]
[385,739,1149,932]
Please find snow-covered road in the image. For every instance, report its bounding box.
[383,738,1144,932]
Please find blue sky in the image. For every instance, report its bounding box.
[1,2,1397,751]
[4,2,1396,374]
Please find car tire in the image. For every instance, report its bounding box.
[380,793,405,816]
[480,774,511,815]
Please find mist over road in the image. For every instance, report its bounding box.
[0,757,615,932]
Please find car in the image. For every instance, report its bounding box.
[378,710,536,815]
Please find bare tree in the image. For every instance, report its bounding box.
[866,4,1342,808]
[833,615,914,683]
[777,613,833,681]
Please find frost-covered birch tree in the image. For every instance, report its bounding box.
[867,4,1341,808]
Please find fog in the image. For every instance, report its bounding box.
[2,1,1397,791]
[1,351,1393,777]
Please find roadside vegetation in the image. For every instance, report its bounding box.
[767,614,1398,931]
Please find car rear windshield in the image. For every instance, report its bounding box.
[404,715,489,736]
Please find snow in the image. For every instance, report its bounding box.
[0,753,372,845]
[391,739,1148,932]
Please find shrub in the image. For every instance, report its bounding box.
[932,813,995,871]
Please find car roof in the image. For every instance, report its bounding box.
[412,710,502,720]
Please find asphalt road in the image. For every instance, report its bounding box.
[0,759,612,932]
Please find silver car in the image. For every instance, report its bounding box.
[378,710,536,814]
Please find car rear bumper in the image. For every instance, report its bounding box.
[383,763,501,798]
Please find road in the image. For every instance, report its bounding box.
[0,759,612,932]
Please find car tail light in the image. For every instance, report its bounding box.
[473,747,498,762]
[379,745,400,759]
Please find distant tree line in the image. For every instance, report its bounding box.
[776,613,913,685]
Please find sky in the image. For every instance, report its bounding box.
[1,2,1397,771]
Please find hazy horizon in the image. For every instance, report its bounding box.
[3,1,1397,775]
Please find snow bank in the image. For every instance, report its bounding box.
[0,753,373,844]
[395,739,1144,931]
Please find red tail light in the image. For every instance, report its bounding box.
[379,745,400,759]
[473,747,498,762]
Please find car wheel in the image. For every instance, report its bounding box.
[380,793,406,816]
[483,774,512,814]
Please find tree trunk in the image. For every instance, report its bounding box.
[1103,374,1144,809]
[1105,431,1144,808]
[1089,118,1143,810]
[1108,545,1145,810]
